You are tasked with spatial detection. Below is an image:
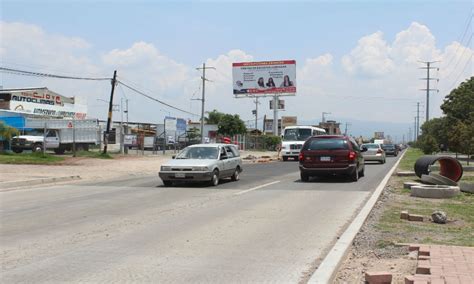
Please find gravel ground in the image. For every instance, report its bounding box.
[334,178,417,283]
[0,150,279,185]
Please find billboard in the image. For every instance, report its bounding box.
[232,60,296,96]
[281,116,297,128]
[0,88,86,119]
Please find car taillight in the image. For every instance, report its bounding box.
[348,151,356,161]
[299,152,304,162]
[377,149,383,154]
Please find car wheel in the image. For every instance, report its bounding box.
[12,148,23,154]
[282,156,288,161]
[300,171,309,182]
[210,170,219,186]
[231,167,240,181]
[163,180,173,187]
[351,167,359,182]
[32,143,43,153]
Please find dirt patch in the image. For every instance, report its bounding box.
[334,182,417,283]
[334,152,474,283]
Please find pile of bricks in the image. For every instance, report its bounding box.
[400,210,424,222]
[405,244,473,283]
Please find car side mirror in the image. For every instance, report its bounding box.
[172,155,176,159]
[361,146,368,152]
[220,155,227,160]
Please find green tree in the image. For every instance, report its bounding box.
[418,134,439,154]
[217,114,247,137]
[205,110,224,124]
[419,117,449,148]
[0,121,19,152]
[441,77,474,122]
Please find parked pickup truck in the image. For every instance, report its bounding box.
[11,118,100,154]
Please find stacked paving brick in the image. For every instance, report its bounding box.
[405,244,474,284]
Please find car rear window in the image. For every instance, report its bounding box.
[304,138,349,150]
[363,144,379,149]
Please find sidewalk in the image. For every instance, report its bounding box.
[0,150,278,190]
[405,244,474,284]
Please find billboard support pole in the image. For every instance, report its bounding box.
[273,95,278,136]
[163,117,166,156]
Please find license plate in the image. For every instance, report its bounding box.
[175,173,185,178]
[320,156,331,162]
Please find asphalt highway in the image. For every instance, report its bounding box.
[0,155,401,283]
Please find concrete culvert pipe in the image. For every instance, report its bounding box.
[414,155,463,182]
[411,185,460,199]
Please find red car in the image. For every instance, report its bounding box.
[299,135,367,182]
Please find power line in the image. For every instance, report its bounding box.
[0,67,111,81]
[444,33,473,80]
[117,80,198,117]
[446,53,473,92]
[443,13,473,69]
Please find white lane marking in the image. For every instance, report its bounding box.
[234,180,281,196]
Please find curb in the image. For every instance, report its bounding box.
[307,149,407,284]
[0,175,81,191]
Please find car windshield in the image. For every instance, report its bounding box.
[382,144,395,149]
[175,146,218,159]
[363,144,380,149]
[305,138,349,150]
[283,128,312,141]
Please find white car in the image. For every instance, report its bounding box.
[159,144,243,186]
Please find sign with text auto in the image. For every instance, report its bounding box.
[232,60,296,96]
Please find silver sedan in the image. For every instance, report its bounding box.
[361,143,386,164]
[159,144,243,186]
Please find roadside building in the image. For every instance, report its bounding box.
[319,120,342,135]
[0,87,87,120]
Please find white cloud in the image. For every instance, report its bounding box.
[1,20,472,138]
[342,31,394,77]
[391,22,439,63]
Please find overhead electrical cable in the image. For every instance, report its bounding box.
[0,67,111,81]
[116,80,198,116]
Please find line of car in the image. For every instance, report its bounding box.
[157,136,403,186]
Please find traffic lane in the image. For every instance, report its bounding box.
[277,155,400,191]
[1,157,400,282]
[79,160,299,189]
[1,171,370,283]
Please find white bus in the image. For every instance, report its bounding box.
[280,125,326,161]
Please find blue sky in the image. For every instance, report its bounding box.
[3,0,471,65]
[1,0,473,140]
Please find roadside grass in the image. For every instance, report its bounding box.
[74,150,113,159]
[0,152,64,164]
[397,148,424,171]
[373,149,474,247]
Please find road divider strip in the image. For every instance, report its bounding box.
[308,150,407,284]
[234,180,281,196]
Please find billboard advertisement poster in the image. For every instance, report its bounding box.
[176,118,187,132]
[124,134,138,146]
[281,116,297,128]
[232,60,296,96]
[165,117,177,131]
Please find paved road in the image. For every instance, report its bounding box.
[0,156,401,283]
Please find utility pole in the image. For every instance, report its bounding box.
[408,127,412,143]
[414,116,417,142]
[416,102,420,140]
[254,97,259,130]
[103,70,117,154]
[344,122,351,136]
[419,61,439,122]
[322,112,331,123]
[196,63,215,143]
[273,95,278,135]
